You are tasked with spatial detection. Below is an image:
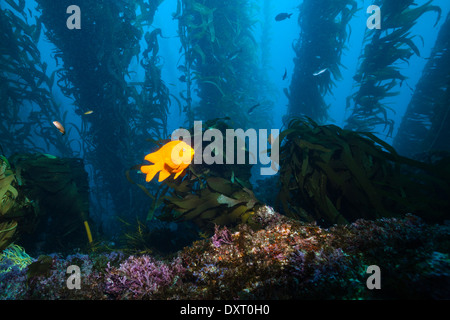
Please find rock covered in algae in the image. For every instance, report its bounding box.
[1,206,449,299]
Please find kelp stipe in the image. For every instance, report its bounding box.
[35,0,170,221]
[177,0,273,131]
[0,3,72,157]
[394,12,450,157]
[345,0,441,136]
[287,0,357,124]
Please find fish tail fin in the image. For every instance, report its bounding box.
[141,163,162,182]
[288,13,293,18]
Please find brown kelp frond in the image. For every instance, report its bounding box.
[36,0,169,218]
[287,0,357,123]
[345,0,441,135]
[278,117,450,226]
[178,0,272,130]
[0,156,20,252]
[0,3,72,157]
[394,12,450,157]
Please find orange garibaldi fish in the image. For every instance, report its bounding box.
[141,140,194,182]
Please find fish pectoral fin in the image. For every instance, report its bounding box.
[158,169,172,182]
[173,169,185,180]
[141,164,161,182]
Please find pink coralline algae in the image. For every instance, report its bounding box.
[1,206,449,299]
[211,225,233,248]
[24,252,123,299]
[105,255,185,299]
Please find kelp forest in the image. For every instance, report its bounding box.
[1,0,450,300]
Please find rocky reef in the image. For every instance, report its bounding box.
[1,205,448,300]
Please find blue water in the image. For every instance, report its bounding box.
[21,0,447,149]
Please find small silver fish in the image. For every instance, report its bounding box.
[313,68,328,76]
[247,103,261,115]
[52,121,65,135]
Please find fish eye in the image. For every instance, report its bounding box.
[182,148,186,152]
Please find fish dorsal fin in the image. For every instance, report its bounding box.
[144,150,162,164]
